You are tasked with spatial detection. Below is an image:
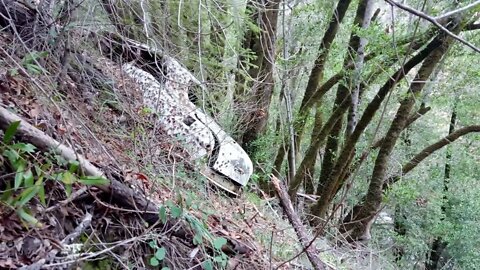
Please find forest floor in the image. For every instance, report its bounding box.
[0,31,328,269]
[0,29,384,268]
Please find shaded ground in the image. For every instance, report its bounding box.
[0,32,309,269]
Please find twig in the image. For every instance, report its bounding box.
[62,212,93,244]
[385,0,480,54]
[20,212,93,270]
[296,192,319,202]
[434,1,480,21]
[42,235,142,268]
[0,105,160,223]
[269,230,274,270]
[466,23,480,30]
[44,186,88,213]
[270,175,327,270]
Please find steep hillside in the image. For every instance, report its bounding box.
[0,8,334,269]
[2,1,480,269]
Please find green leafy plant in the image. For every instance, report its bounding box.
[21,51,48,75]
[148,240,167,267]
[1,121,109,226]
[155,197,229,269]
[8,51,49,76]
[212,237,228,268]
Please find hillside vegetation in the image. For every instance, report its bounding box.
[1,0,480,269]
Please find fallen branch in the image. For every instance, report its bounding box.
[0,105,160,221]
[0,105,252,256]
[271,175,327,270]
[20,212,93,270]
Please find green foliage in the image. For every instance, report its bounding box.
[148,241,167,267]
[9,51,49,76]
[152,195,229,269]
[1,122,109,226]
[2,0,479,268]
[248,127,280,164]
[82,258,115,270]
[213,237,227,250]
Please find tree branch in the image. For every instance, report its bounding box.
[465,23,480,30]
[434,1,480,21]
[385,0,480,54]
[0,105,252,256]
[401,125,480,175]
[312,33,444,219]
[341,104,431,188]
[372,104,431,149]
[384,125,480,188]
[0,105,159,222]
[271,175,327,270]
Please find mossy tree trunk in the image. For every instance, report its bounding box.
[310,0,373,199]
[272,0,353,174]
[234,0,281,156]
[338,22,460,242]
[310,30,446,222]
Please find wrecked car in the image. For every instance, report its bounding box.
[122,53,253,195]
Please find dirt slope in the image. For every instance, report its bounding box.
[0,31,309,269]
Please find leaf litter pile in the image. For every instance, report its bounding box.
[0,34,303,269]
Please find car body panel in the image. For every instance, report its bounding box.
[122,57,253,192]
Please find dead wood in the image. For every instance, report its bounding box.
[271,175,327,270]
[19,213,93,270]
[0,105,159,217]
[0,0,255,259]
[0,105,252,256]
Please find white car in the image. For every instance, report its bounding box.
[122,52,253,195]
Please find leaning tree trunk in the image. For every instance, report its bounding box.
[272,0,353,173]
[425,104,456,270]
[312,0,373,199]
[288,97,350,199]
[310,32,445,221]
[339,23,459,243]
[288,0,371,200]
[271,21,437,180]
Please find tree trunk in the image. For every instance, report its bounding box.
[272,22,437,176]
[235,0,281,154]
[271,0,353,175]
[287,0,373,202]
[311,33,444,220]
[340,24,459,242]
[101,0,148,41]
[293,0,353,153]
[314,0,373,200]
[303,108,323,195]
[345,0,371,137]
[288,96,350,198]
[425,105,456,270]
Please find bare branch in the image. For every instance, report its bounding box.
[384,125,480,188]
[385,0,480,54]
[434,1,480,21]
[466,23,480,30]
[271,175,328,270]
[401,125,480,175]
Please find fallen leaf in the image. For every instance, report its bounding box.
[29,106,41,118]
[134,172,149,182]
[57,125,66,136]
